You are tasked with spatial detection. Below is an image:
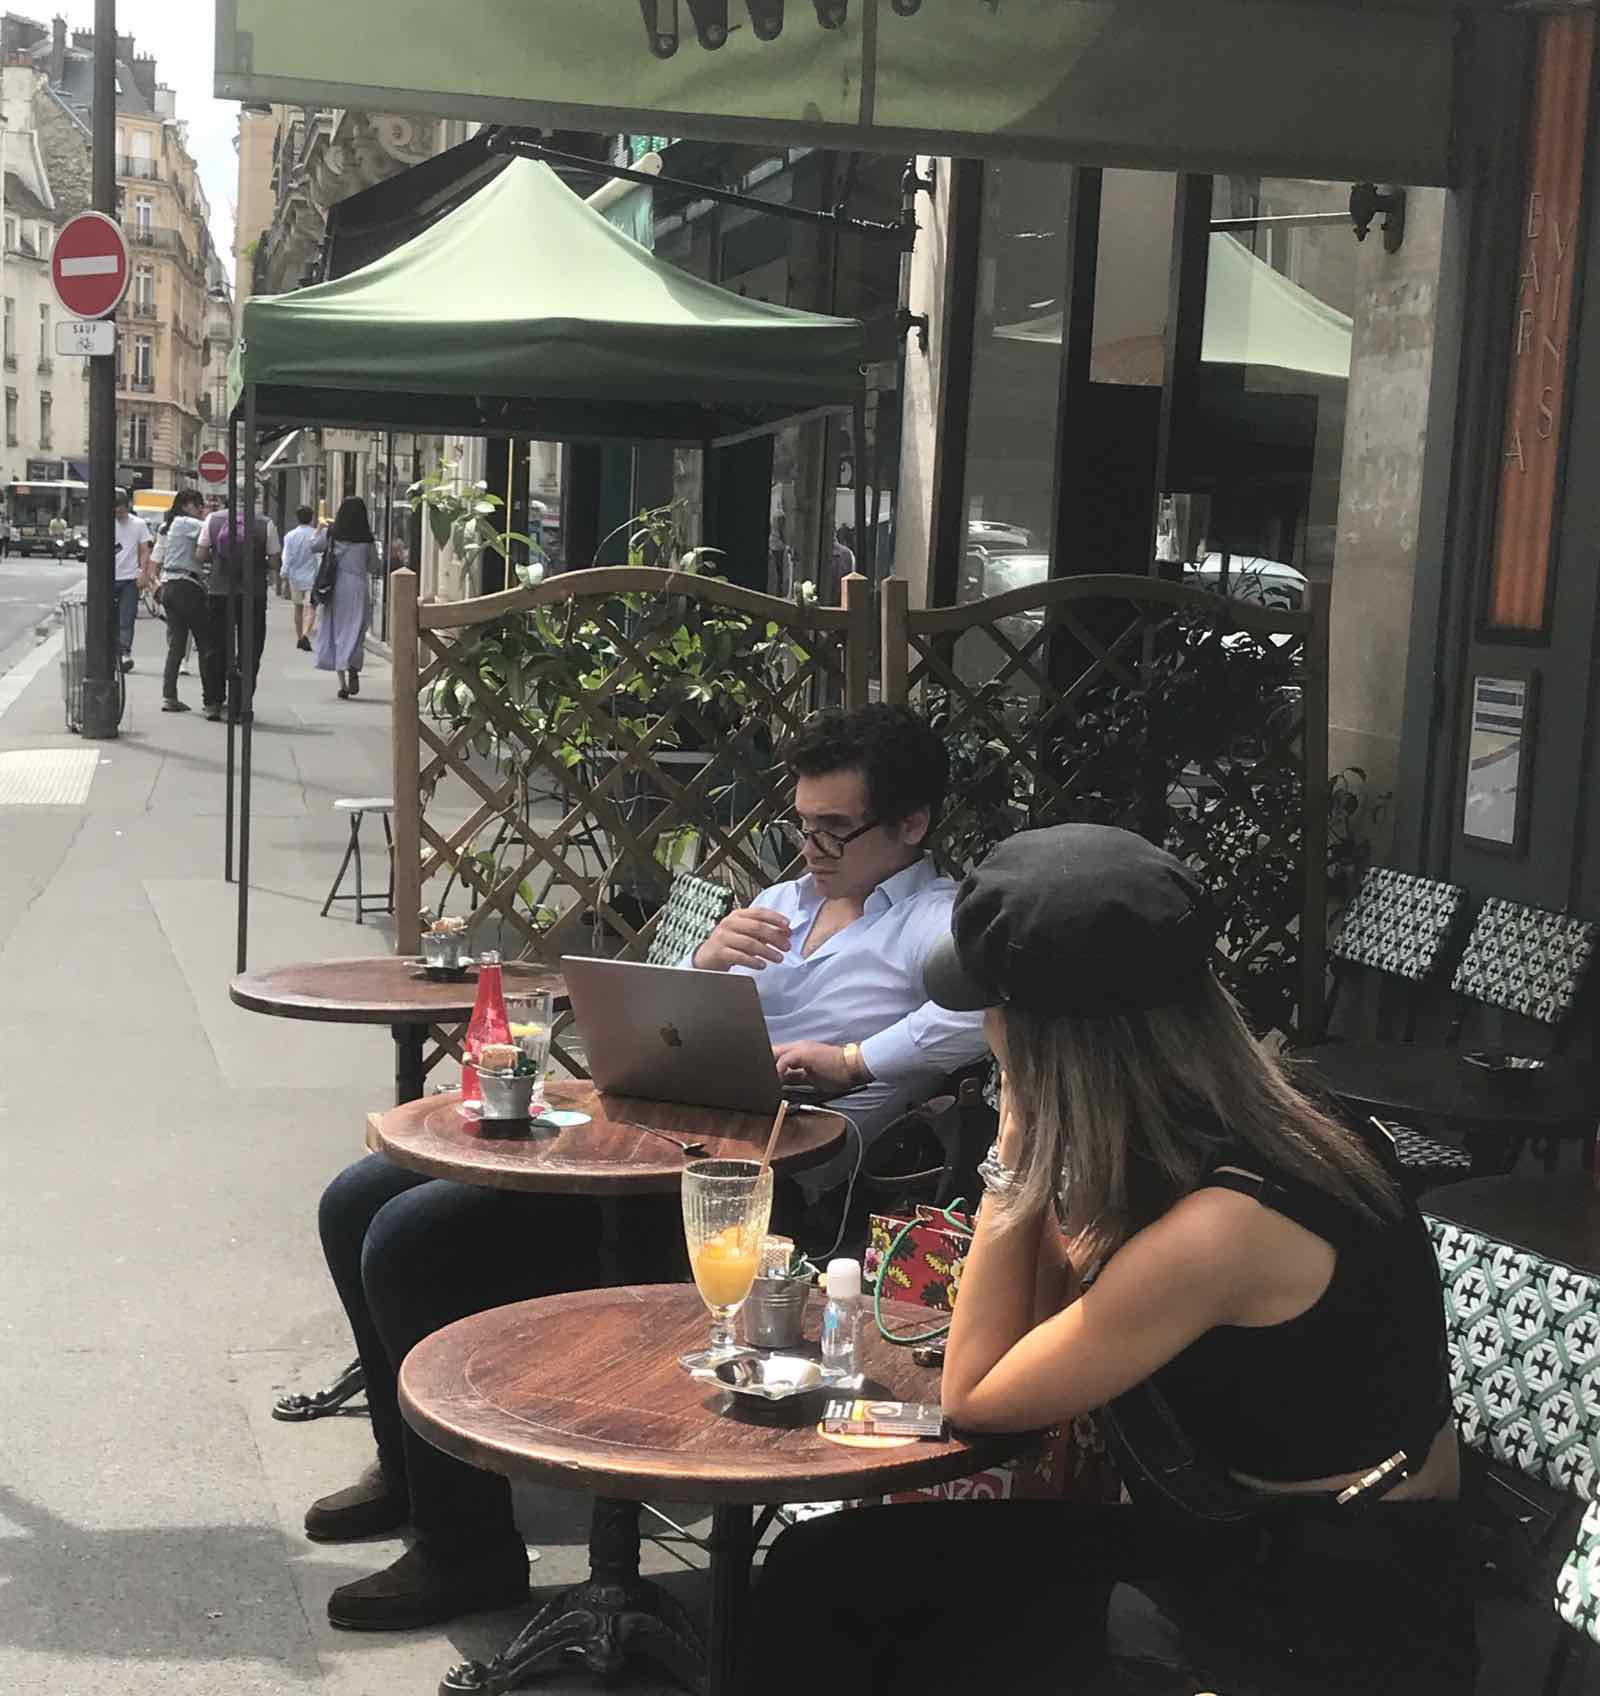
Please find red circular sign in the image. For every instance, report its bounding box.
[198,449,229,484]
[50,212,130,319]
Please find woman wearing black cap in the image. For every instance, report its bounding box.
[741,824,1474,1695]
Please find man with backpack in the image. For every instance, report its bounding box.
[196,502,281,719]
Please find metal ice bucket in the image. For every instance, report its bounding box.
[742,1276,808,1349]
[478,1070,536,1121]
[421,931,471,973]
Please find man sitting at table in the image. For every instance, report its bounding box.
[306,702,988,1631]
[690,702,992,1203]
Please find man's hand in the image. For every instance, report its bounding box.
[772,1040,866,1095]
[692,907,792,971]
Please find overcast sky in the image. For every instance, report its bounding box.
[54,0,239,281]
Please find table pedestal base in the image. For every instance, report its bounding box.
[440,1499,705,1696]
[270,1356,368,1422]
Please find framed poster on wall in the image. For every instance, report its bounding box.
[1461,671,1539,854]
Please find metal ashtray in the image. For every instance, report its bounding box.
[702,1355,853,1402]
[1462,1051,1548,1075]
[419,932,472,978]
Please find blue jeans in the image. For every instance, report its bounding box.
[113,578,138,658]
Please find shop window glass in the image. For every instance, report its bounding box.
[1195,177,1355,582]
[959,159,1070,605]
[1091,170,1176,387]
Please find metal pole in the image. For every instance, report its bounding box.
[236,388,258,973]
[224,414,237,880]
[80,0,119,738]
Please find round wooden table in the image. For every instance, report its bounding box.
[401,1284,1022,1696]
[229,956,563,1422]
[368,1082,848,1195]
[1425,1175,1600,1275]
[230,955,565,1105]
[1306,1041,1600,1148]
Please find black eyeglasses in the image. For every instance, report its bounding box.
[780,811,881,861]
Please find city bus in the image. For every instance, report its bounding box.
[6,479,88,557]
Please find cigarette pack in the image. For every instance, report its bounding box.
[821,1399,944,1438]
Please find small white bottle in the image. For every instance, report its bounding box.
[820,1257,863,1381]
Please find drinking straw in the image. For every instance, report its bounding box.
[758,1099,789,1179]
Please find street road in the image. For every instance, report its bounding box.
[0,557,80,665]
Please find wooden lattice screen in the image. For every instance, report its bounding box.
[391,567,874,1079]
[879,574,1330,1039]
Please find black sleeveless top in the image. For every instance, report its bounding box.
[1151,1128,1452,1483]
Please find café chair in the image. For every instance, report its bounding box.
[1322,865,1470,1043]
[642,872,735,966]
[1427,1211,1600,1694]
[1311,867,1473,1193]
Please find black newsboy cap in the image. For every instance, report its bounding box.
[923,824,1217,1016]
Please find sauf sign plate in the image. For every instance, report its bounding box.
[56,319,115,358]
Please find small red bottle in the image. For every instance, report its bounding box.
[461,950,510,1107]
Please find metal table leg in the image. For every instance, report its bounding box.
[394,1023,426,1106]
[439,1497,706,1695]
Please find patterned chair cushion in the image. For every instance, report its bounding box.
[1331,867,1467,980]
[1556,1498,1600,1645]
[1427,1216,1600,1497]
[1388,1124,1473,1190]
[1450,898,1598,1024]
[645,873,736,967]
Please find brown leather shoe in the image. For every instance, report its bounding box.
[304,1462,409,1543]
[326,1538,530,1631]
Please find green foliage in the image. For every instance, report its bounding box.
[407,461,545,580]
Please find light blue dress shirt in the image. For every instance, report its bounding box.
[698,856,990,1156]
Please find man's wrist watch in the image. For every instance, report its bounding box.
[841,1041,869,1084]
[977,1141,1020,1196]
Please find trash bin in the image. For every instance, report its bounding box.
[59,582,126,733]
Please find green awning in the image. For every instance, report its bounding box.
[231,158,866,440]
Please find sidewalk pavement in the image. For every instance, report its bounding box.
[0,600,699,1695]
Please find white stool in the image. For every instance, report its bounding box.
[322,797,395,924]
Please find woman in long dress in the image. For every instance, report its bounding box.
[315,497,376,699]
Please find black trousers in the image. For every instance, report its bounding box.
[318,1154,606,1550]
[739,1499,1478,1696]
[161,577,221,706]
[208,592,267,713]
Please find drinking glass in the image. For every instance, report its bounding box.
[505,990,553,1114]
[680,1158,774,1369]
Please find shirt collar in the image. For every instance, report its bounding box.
[799,854,936,915]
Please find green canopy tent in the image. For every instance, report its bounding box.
[223,155,868,969]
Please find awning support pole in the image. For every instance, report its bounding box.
[224,413,238,882]
[237,387,259,973]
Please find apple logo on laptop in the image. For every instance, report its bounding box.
[659,1023,684,1050]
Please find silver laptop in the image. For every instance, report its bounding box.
[561,956,784,1115]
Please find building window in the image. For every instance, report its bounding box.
[133,335,153,389]
[134,265,154,312]
[127,411,150,461]
[37,304,50,370]
[133,196,153,236]
[4,297,14,370]
[39,392,51,451]
[5,390,17,447]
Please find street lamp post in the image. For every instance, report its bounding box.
[80,0,119,738]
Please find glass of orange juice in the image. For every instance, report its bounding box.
[680,1158,773,1370]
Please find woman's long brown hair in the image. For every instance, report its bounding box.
[993,971,1401,1277]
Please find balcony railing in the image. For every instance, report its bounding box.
[118,155,161,181]
[124,299,158,321]
[118,372,155,394]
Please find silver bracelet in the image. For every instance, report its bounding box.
[977,1141,1019,1196]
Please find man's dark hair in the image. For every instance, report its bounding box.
[296,505,315,525]
[788,704,947,825]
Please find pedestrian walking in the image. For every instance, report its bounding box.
[0,510,11,558]
[153,490,221,717]
[112,488,153,672]
[314,497,375,699]
[196,501,282,716]
[281,505,327,650]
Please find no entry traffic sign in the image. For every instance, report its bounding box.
[198,449,229,484]
[50,212,130,320]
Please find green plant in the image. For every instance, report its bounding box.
[594,499,723,574]
[408,461,545,583]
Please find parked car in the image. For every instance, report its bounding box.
[967,518,1036,554]
[1183,552,1308,611]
